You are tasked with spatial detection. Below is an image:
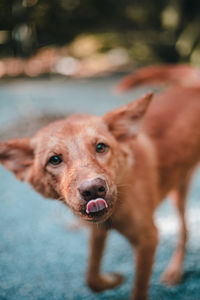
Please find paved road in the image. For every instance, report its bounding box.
[0,76,200,300]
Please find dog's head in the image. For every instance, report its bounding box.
[0,92,153,223]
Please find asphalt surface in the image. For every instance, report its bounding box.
[0,76,200,300]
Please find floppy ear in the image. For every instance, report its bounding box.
[0,138,34,181]
[103,92,153,140]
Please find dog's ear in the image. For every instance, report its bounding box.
[0,138,34,181]
[103,92,153,140]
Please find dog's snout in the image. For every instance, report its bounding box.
[78,178,107,201]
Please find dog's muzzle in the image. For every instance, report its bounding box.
[78,177,108,214]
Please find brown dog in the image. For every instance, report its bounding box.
[1,64,200,300]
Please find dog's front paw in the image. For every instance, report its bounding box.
[87,273,124,292]
[160,267,183,285]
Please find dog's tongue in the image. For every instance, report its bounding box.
[86,198,108,214]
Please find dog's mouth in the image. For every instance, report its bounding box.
[80,198,110,222]
[86,198,108,214]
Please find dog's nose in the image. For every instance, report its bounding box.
[78,178,107,201]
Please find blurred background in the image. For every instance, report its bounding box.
[0,0,200,78]
[1,1,200,300]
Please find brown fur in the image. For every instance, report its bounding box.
[1,65,200,299]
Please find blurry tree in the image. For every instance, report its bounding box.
[0,0,200,64]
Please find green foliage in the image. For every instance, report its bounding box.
[0,0,200,64]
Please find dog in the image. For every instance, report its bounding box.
[1,64,200,300]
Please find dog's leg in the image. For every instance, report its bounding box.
[161,176,191,285]
[87,225,124,292]
[131,224,158,300]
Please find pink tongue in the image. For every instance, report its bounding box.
[86,198,108,214]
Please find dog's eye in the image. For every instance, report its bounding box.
[48,155,62,166]
[96,143,108,153]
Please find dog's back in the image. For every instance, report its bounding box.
[145,87,200,198]
[117,65,200,199]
